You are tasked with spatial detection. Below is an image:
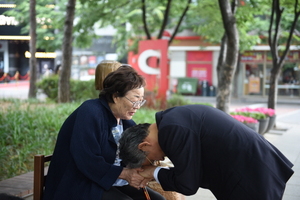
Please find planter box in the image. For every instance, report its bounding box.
[245,122,259,133]
[265,115,276,133]
[258,117,269,135]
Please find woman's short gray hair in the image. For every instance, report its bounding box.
[119,123,151,168]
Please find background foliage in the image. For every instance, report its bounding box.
[0,99,80,180]
[36,76,99,102]
[5,0,299,58]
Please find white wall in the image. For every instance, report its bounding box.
[169,51,186,92]
[169,51,186,77]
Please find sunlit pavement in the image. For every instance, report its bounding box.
[0,81,46,100]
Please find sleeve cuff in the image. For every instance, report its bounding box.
[153,166,170,184]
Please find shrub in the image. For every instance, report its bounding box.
[166,94,213,108]
[36,75,98,102]
[70,79,99,101]
[167,94,191,108]
[0,99,80,180]
[36,76,59,100]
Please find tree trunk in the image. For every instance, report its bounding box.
[168,0,192,45]
[267,62,281,109]
[267,0,300,110]
[216,0,239,113]
[58,0,76,103]
[157,0,172,39]
[232,52,241,98]
[28,0,37,99]
[141,0,151,39]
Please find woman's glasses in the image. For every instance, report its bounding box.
[124,96,146,108]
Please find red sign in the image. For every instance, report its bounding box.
[191,67,207,79]
[187,51,212,61]
[128,40,169,106]
[187,51,212,84]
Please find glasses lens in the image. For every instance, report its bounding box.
[140,100,146,107]
[133,100,146,108]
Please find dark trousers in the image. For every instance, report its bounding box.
[102,185,166,200]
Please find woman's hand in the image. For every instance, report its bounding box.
[119,168,149,189]
[139,165,156,179]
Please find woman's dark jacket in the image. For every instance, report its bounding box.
[43,97,135,200]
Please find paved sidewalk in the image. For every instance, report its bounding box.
[0,81,46,100]
[0,81,29,99]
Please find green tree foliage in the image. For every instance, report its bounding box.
[188,0,299,50]
[75,0,194,57]
[5,0,64,52]
[6,0,195,58]
[6,1,298,56]
[187,0,265,51]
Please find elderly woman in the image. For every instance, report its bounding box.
[44,65,165,200]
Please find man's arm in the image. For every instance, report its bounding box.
[139,165,170,184]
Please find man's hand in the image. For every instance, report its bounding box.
[119,168,149,189]
[139,165,156,179]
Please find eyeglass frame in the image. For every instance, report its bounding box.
[124,96,146,108]
[141,150,160,167]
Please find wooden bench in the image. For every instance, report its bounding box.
[33,155,52,200]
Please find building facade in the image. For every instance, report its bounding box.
[0,3,55,82]
[168,36,300,99]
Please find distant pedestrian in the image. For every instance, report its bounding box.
[54,63,62,75]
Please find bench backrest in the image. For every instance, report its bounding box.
[33,155,52,200]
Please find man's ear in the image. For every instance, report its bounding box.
[138,141,151,151]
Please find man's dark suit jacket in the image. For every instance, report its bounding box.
[155,105,293,200]
[43,98,135,200]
